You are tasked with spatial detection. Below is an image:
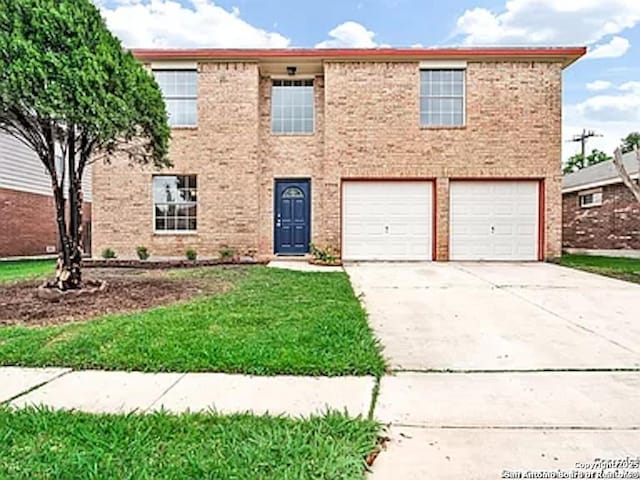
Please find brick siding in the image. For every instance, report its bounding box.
[0,188,92,257]
[93,59,564,260]
[562,183,640,250]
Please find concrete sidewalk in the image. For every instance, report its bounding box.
[1,367,375,417]
[370,371,640,479]
[3,366,640,480]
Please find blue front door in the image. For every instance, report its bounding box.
[275,180,310,255]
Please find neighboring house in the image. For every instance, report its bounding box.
[0,133,92,258]
[93,47,584,262]
[562,152,640,255]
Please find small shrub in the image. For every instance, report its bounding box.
[219,245,235,262]
[309,243,338,265]
[185,248,197,261]
[101,248,116,259]
[136,246,150,261]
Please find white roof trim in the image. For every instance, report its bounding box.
[562,173,639,194]
[150,61,197,70]
[419,60,467,69]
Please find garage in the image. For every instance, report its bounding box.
[449,180,540,261]
[342,181,433,261]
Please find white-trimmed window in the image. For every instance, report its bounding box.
[271,79,314,134]
[420,69,465,127]
[579,189,603,208]
[153,70,198,127]
[153,175,197,232]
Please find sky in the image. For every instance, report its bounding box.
[96,0,640,161]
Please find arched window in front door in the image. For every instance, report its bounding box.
[282,186,304,199]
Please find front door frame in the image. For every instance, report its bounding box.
[274,178,311,255]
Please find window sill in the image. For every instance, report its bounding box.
[420,125,467,131]
[170,126,198,131]
[580,204,602,209]
[153,231,198,236]
[271,132,316,137]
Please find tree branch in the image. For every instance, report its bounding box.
[613,147,640,203]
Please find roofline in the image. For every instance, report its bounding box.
[132,47,586,68]
[562,173,639,194]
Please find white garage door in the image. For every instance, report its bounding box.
[450,181,539,261]
[342,181,433,261]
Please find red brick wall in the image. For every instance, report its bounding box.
[563,183,640,250]
[0,188,57,257]
[0,188,93,258]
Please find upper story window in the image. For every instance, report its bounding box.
[153,70,198,127]
[420,69,465,127]
[271,79,314,134]
[153,175,197,232]
[579,189,603,208]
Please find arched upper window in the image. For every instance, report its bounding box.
[282,187,304,198]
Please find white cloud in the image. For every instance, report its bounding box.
[586,36,631,59]
[455,0,640,60]
[620,81,640,93]
[563,80,640,159]
[98,0,290,48]
[586,80,613,91]
[315,21,378,48]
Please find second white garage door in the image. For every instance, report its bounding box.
[450,180,540,261]
[342,181,433,261]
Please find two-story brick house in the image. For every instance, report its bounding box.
[92,47,585,261]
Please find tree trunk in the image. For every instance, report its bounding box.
[52,128,82,290]
[67,171,83,289]
[52,179,76,290]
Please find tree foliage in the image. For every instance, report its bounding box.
[621,132,640,154]
[0,0,171,289]
[563,149,612,175]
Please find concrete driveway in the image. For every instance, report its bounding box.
[344,262,640,479]
[347,262,640,371]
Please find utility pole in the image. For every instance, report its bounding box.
[569,129,602,157]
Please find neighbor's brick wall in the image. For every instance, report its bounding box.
[321,61,563,260]
[0,188,92,257]
[0,188,57,257]
[563,183,640,250]
[93,59,563,260]
[93,62,261,259]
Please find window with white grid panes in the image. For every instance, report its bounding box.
[420,69,465,127]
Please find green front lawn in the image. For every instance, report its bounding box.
[0,408,379,480]
[0,259,55,283]
[560,254,640,284]
[0,267,385,376]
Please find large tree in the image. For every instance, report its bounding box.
[563,149,612,175]
[0,0,171,290]
[621,132,640,154]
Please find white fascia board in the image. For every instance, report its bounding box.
[150,61,198,70]
[419,60,467,69]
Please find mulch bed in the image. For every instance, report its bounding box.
[0,267,233,327]
[82,258,265,269]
